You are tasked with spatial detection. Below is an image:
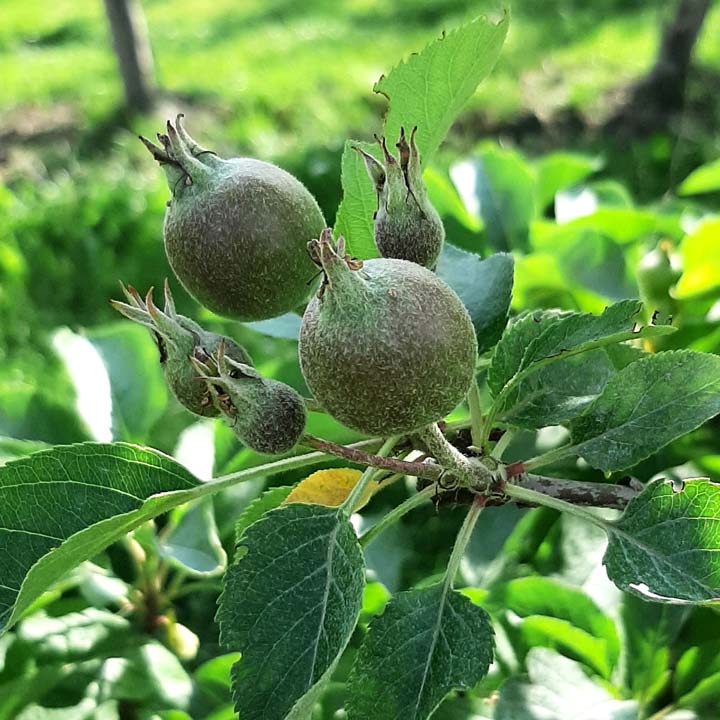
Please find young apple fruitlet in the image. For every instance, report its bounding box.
[356,127,444,268]
[193,341,307,455]
[140,115,326,321]
[111,280,252,417]
[299,229,477,435]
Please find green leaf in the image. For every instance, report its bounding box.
[336,14,508,258]
[493,576,619,678]
[234,485,293,544]
[515,300,643,376]
[676,219,720,299]
[194,652,240,710]
[502,349,628,430]
[603,478,720,603]
[17,608,132,663]
[436,246,513,353]
[346,584,494,720]
[488,310,565,398]
[533,227,637,301]
[377,15,508,162]
[159,498,227,576]
[622,597,683,707]
[570,351,720,472]
[453,147,535,252]
[678,158,720,196]
[97,641,193,709]
[675,641,720,702]
[335,140,381,260]
[86,323,167,442]
[246,313,302,341]
[217,503,365,720]
[0,371,89,445]
[495,648,638,720]
[559,207,683,244]
[0,443,199,635]
[535,152,601,211]
[488,301,673,429]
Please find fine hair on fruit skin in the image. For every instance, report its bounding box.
[192,341,307,455]
[355,127,445,269]
[140,115,326,322]
[111,280,252,417]
[299,229,477,436]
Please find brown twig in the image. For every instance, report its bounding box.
[301,434,443,481]
[518,473,639,510]
[302,434,640,510]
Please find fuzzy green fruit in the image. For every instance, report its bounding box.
[356,127,444,268]
[112,281,252,417]
[299,229,477,436]
[194,342,307,455]
[141,115,325,321]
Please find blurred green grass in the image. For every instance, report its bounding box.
[2,0,719,158]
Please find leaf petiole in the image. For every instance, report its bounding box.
[444,495,486,588]
[341,436,401,515]
[504,482,610,531]
[360,485,437,548]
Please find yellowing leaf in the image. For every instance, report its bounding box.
[284,469,376,512]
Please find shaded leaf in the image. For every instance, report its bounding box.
[488,301,672,429]
[436,246,514,353]
[571,351,720,471]
[452,147,534,252]
[622,596,684,707]
[604,478,720,603]
[492,576,619,678]
[246,312,303,341]
[159,498,227,576]
[86,323,167,443]
[347,584,494,720]
[17,608,131,663]
[495,648,638,720]
[535,152,600,211]
[217,503,365,720]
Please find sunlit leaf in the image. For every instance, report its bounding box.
[0,443,199,635]
[571,351,720,471]
[218,504,365,720]
[337,14,508,257]
[604,478,720,603]
[347,584,494,720]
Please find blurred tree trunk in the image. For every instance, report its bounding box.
[642,0,711,110]
[104,0,156,113]
[606,0,711,132]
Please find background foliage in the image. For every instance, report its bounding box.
[1,0,720,718]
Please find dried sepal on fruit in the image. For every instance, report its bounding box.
[111,280,251,417]
[355,127,444,269]
[140,114,326,321]
[192,340,307,455]
[299,229,476,436]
